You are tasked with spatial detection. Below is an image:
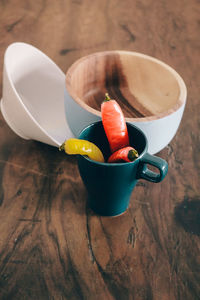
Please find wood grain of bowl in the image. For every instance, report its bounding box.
[64,51,187,154]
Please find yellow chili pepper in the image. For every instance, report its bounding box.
[59,138,105,163]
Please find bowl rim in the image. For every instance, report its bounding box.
[65,50,187,122]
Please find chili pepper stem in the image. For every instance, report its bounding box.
[128,149,139,161]
[104,93,111,102]
[59,143,65,151]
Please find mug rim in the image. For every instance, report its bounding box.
[78,121,148,166]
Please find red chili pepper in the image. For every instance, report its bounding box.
[101,93,129,153]
[108,146,138,163]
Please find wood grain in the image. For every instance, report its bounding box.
[66,51,183,118]
[0,0,200,299]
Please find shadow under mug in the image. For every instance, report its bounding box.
[78,121,168,217]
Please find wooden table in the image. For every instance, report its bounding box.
[0,1,200,299]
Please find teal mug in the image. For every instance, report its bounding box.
[78,121,168,216]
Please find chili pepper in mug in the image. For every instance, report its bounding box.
[108,146,139,163]
[59,138,105,163]
[101,93,129,153]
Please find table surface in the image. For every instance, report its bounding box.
[0,1,200,299]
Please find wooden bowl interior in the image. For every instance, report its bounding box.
[67,52,181,118]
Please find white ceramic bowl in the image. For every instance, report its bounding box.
[64,50,187,154]
[1,42,73,147]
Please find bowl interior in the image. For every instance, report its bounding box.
[66,51,185,119]
[5,43,72,144]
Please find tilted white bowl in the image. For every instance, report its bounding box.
[1,42,73,147]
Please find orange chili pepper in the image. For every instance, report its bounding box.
[108,146,138,163]
[101,93,129,153]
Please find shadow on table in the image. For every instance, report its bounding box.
[174,197,200,236]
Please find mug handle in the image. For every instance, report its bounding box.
[137,153,168,183]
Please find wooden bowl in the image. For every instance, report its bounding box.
[65,51,187,154]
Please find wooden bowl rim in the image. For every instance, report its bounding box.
[65,50,187,122]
